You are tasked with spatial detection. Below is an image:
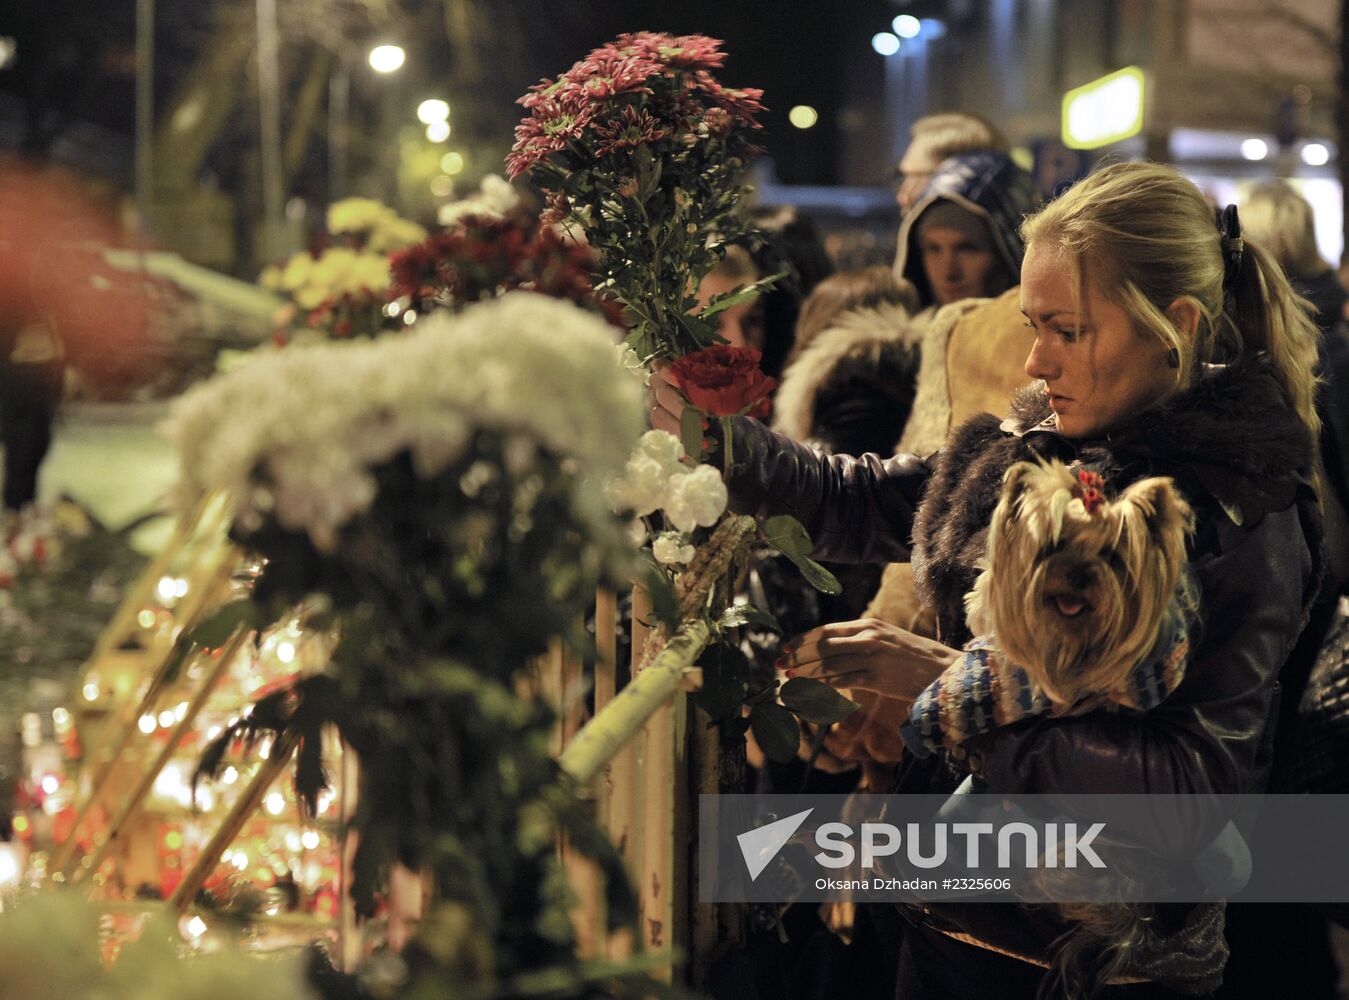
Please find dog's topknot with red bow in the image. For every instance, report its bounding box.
[1074,468,1106,516]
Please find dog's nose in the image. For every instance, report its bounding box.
[1067,567,1093,591]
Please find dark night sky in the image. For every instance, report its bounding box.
[0,0,904,188]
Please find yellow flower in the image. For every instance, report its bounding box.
[367,216,427,253]
[327,197,389,234]
[278,252,317,291]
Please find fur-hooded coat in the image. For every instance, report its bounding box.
[771,300,923,456]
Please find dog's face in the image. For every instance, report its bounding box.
[965,460,1193,708]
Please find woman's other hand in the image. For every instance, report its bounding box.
[779,618,958,702]
[648,360,693,435]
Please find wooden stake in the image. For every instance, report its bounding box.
[53,546,240,878]
[75,627,249,885]
[168,729,298,914]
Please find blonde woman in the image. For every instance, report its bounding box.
[651,162,1323,997]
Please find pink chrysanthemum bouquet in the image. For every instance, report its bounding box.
[508,32,767,360]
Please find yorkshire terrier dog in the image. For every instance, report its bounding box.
[965,459,1196,710]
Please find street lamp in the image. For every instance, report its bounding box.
[892,15,921,39]
[1240,138,1269,161]
[871,32,901,56]
[1302,142,1330,167]
[368,44,406,74]
[417,99,449,125]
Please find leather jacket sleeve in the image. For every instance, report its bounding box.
[966,503,1313,811]
[724,415,931,564]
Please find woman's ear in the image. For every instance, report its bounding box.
[1166,297,1201,338]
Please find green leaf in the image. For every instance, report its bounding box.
[718,604,781,632]
[698,271,788,322]
[160,636,195,686]
[793,558,843,596]
[680,406,705,461]
[760,515,843,595]
[779,677,861,725]
[624,325,655,359]
[640,557,680,631]
[691,642,752,721]
[750,702,802,764]
[761,514,812,558]
[697,284,760,320]
[185,598,261,649]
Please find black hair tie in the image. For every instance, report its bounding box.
[1217,203,1244,291]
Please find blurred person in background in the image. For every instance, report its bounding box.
[0,165,151,523]
[786,265,918,371]
[0,307,63,515]
[749,206,835,384]
[894,113,1008,216]
[1241,179,1345,334]
[696,244,765,353]
[893,151,1035,323]
[1211,179,1349,1000]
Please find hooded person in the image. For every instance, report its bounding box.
[894,150,1036,320]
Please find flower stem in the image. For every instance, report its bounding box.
[721,416,733,478]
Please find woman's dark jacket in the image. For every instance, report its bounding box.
[726,358,1321,976]
[729,357,1321,799]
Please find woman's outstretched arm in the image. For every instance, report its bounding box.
[649,364,930,564]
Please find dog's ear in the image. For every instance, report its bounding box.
[1120,476,1195,552]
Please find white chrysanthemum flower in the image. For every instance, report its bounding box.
[605,454,668,515]
[652,532,695,566]
[165,292,643,551]
[663,465,727,533]
[636,430,686,473]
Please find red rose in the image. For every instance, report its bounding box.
[669,344,776,417]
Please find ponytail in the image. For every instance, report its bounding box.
[1222,234,1322,455]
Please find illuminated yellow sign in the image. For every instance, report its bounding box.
[1061,66,1145,150]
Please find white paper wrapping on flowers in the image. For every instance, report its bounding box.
[166,292,645,551]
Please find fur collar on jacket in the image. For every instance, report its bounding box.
[911,357,1320,645]
[771,301,922,445]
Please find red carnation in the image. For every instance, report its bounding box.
[669,344,776,417]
